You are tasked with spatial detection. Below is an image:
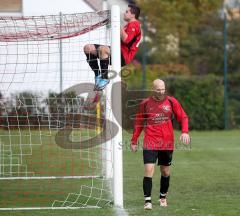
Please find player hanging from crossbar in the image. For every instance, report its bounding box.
[83,4,142,91]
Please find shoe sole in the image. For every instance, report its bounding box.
[144,204,152,210]
[96,82,109,91]
[94,85,103,91]
[94,87,103,92]
[160,204,167,207]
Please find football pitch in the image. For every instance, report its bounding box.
[0,129,240,216]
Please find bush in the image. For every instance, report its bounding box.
[123,73,227,130]
[165,75,224,130]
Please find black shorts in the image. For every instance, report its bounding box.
[143,150,173,166]
[94,44,126,67]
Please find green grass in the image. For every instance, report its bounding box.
[123,130,240,216]
[0,128,113,215]
[0,129,240,215]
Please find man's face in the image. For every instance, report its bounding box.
[152,85,166,101]
[123,7,134,21]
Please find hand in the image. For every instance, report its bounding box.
[131,144,138,152]
[179,133,190,145]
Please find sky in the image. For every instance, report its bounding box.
[0,12,110,98]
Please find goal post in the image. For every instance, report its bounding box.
[0,5,123,210]
[110,5,123,208]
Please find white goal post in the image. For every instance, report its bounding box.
[0,5,123,210]
[111,5,123,208]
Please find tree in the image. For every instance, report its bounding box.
[227,17,240,73]
[14,91,42,115]
[136,0,234,75]
[45,91,78,115]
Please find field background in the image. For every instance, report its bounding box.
[0,129,240,215]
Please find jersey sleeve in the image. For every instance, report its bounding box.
[122,22,140,45]
[170,97,189,133]
[131,99,147,145]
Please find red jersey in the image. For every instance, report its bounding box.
[121,20,141,65]
[131,96,189,150]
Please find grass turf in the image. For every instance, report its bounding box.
[123,130,240,216]
[0,129,240,215]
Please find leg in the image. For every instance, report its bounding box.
[160,165,170,177]
[160,165,170,198]
[83,44,100,77]
[99,45,110,60]
[142,150,157,207]
[84,44,98,56]
[157,150,173,207]
[99,45,110,79]
[143,163,154,209]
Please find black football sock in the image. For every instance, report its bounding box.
[160,175,170,199]
[143,177,152,203]
[85,53,100,77]
[100,58,109,79]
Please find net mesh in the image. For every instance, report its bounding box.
[0,10,113,209]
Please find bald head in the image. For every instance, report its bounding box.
[152,79,166,101]
[152,79,165,91]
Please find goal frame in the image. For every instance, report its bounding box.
[0,5,123,210]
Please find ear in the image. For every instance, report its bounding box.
[130,13,135,19]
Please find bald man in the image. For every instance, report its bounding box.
[131,79,190,210]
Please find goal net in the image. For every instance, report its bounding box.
[0,6,123,210]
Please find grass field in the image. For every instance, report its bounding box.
[0,129,240,215]
[124,130,240,216]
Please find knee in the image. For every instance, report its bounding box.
[99,46,110,56]
[144,167,154,177]
[84,44,94,54]
[162,171,169,177]
[161,167,170,177]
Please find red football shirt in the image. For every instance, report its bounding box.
[121,20,141,65]
[131,96,189,150]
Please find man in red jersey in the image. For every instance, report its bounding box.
[84,4,141,90]
[131,79,190,210]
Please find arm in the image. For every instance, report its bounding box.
[171,97,188,133]
[131,100,146,151]
[120,27,128,42]
[121,22,140,44]
[171,97,190,144]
